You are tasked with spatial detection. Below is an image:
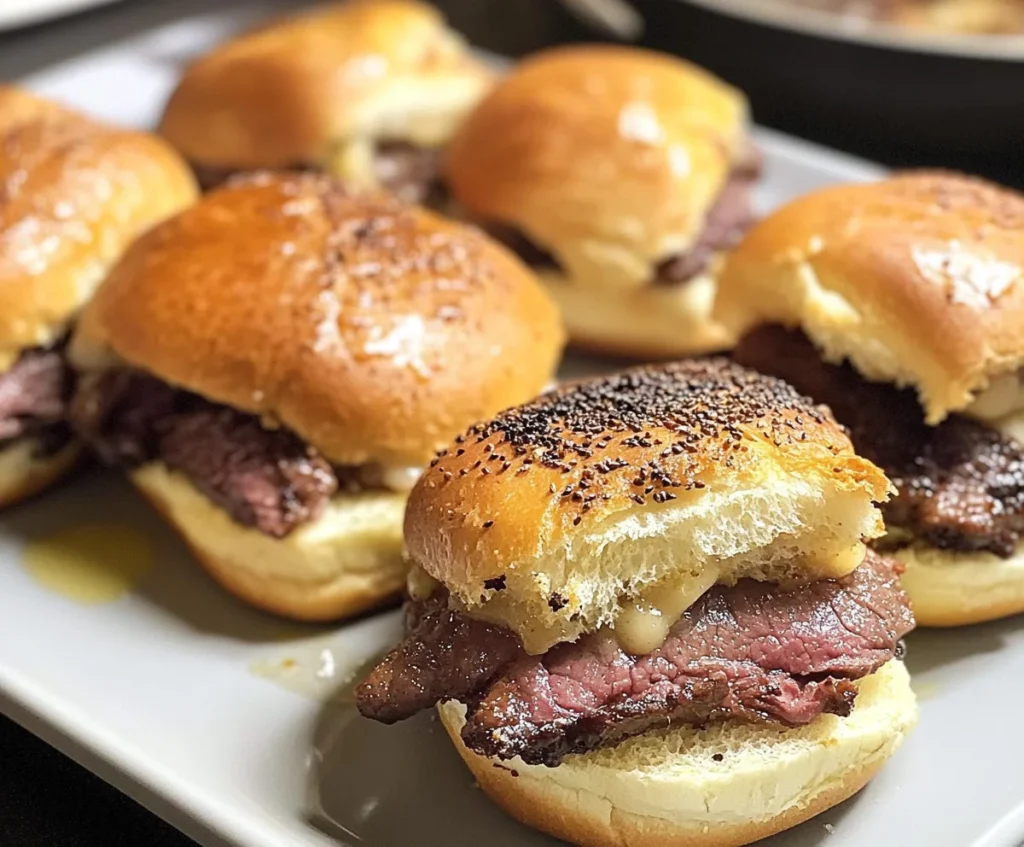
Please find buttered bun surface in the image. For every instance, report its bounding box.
[405,358,891,653]
[70,172,564,470]
[159,0,494,174]
[0,86,197,373]
[439,658,917,847]
[715,171,1024,425]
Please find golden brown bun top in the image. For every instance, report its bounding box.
[715,171,1024,424]
[0,87,197,372]
[70,172,564,468]
[406,359,890,651]
[445,45,750,289]
[159,0,495,170]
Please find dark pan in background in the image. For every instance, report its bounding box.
[629,0,1024,186]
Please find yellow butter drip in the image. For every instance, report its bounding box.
[22,523,152,604]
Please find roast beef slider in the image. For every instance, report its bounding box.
[356,359,917,847]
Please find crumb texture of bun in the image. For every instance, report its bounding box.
[405,359,891,652]
[159,0,494,170]
[446,46,749,290]
[0,438,81,509]
[540,268,734,359]
[440,659,916,847]
[132,462,407,620]
[71,172,563,468]
[0,86,197,371]
[895,541,1024,627]
[715,171,1024,424]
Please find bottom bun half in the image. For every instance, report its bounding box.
[132,462,408,621]
[896,542,1024,627]
[439,659,916,847]
[0,437,81,509]
[540,270,735,360]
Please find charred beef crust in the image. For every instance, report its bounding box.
[357,592,521,725]
[71,371,337,538]
[487,158,760,285]
[736,326,1024,557]
[356,552,913,765]
[0,345,75,454]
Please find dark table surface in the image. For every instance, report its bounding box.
[0,1,1020,845]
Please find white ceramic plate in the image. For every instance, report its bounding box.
[2,4,1023,847]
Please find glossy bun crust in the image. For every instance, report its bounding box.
[0,86,197,372]
[70,172,564,468]
[446,45,749,290]
[406,359,891,652]
[159,0,494,171]
[715,171,1024,424]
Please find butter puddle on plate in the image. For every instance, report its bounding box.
[22,522,153,604]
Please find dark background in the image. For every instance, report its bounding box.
[1,0,1021,844]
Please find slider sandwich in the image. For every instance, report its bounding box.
[357,359,916,846]
[445,45,759,359]
[717,171,1024,626]
[159,0,495,203]
[68,172,563,621]
[0,86,196,508]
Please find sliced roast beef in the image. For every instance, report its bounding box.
[356,551,913,765]
[158,406,337,538]
[735,326,1024,556]
[0,347,73,444]
[71,370,179,465]
[71,370,338,538]
[654,162,760,284]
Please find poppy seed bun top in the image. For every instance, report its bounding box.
[159,0,495,172]
[0,86,197,373]
[405,359,891,653]
[70,172,564,468]
[445,45,750,291]
[715,171,1024,424]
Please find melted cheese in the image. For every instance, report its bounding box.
[327,138,377,188]
[614,566,720,656]
[406,564,440,602]
[967,371,1024,422]
[378,465,423,493]
[829,541,867,574]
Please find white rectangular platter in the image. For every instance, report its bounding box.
[2,3,1023,847]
